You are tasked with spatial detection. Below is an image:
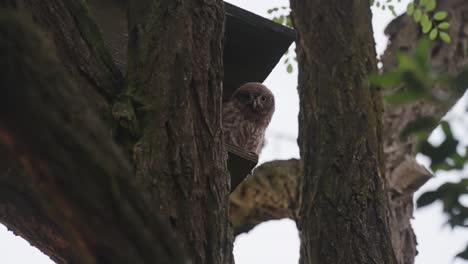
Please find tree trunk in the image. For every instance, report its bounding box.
[125,0,231,263]
[0,0,231,263]
[291,1,397,263]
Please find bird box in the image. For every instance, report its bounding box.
[87,0,296,192]
[224,3,295,191]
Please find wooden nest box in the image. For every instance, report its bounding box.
[88,1,296,191]
[224,3,295,191]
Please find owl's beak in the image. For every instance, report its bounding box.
[252,97,262,110]
[252,100,257,110]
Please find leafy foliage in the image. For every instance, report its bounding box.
[405,0,451,43]
[370,0,399,16]
[269,0,452,75]
[267,6,295,73]
[417,178,468,228]
[369,39,454,105]
[371,38,468,260]
[267,6,293,28]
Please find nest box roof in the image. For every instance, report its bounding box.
[223,3,296,98]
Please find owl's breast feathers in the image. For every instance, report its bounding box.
[222,100,271,154]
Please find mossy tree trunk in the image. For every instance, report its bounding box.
[0,0,230,263]
[291,1,398,263]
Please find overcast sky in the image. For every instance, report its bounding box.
[1,1,468,263]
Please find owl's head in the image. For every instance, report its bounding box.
[233,82,275,118]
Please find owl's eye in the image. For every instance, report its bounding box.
[237,92,250,102]
[260,96,267,102]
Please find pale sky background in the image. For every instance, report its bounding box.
[1,1,468,263]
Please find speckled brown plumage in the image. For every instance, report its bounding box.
[222,82,275,154]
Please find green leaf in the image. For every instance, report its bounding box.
[419,121,459,169]
[434,11,448,21]
[388,5,397,16]
[439,31,451,43]
[401,71,427,92]
[437,22,450,30]
[421,15,432,33]
[440,121,453,137]
[287,64,293,73]
[286,16,293,28]
[425,0,437,12]
[457,245,468,260]
[415,38,431,71]
[384,89,426,105]
[400,116,439,139]
[369,71,404,87]
[278,15,285,24]
[420,0,429,7]
[429,28,438,40]
[406,3,415,15]
[417,191,440,207]
[397,53,417,70]
[267,7,279,14]
[413,9,422,22]
[421,13,430,24]
[422,23,432,34]
[452,69,468,93]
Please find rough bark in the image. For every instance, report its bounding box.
[230,2,468,263]
[0,0,231,263]
[291,1,397,263]
[0,146,74,264]
[0,11,184,263]
[0,0,123,262]
[0,0,123,115]
[125,1,232,263]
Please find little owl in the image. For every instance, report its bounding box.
[223,82,275,155]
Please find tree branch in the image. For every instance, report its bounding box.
[0,147,74,263]
[0,1,127,261]
[230,159,300,235]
